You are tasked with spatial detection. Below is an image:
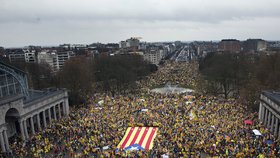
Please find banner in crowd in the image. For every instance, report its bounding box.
[189,110,198,120]
[117,127,158,151]
[253,129,262,136]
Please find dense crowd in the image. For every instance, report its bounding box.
[138,61,199,90]
[3,61,280,157]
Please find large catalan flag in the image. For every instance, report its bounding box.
[117,127,158,151]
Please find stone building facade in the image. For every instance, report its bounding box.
[0,61,69,154]
[259,91,280,137]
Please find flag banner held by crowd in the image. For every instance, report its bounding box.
[117,127,158,151]
[98,100,104,105]
[141,109,148,112]
[189,110,198,120]
[253,129,262,136]
[102,146,110,150]
[244,119,253,125]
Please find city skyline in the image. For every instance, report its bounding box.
[1,0,280,47]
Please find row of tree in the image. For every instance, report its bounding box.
[56,55,152,104]
[198,52,280,110]
[6,54,153,105]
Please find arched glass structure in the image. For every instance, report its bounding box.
[0,62,29,98]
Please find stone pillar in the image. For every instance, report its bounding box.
[62,102,66,116]
[261,105,265,122]
[30,117,35,135]
[264,108,268,125]
[0,131,6,153]
[3,130,10,151]
[53,106,57,120]
[19,120,25,141]
[259,103,263,120]
[48,108,52,123]
[274,118,279,136]
[43,110,47,128]
[23,119,29,139]
[271,115,275,132]
[65,98,70,115]
[268,111,271,127]
[58,104,62,119]
[37,113,41,130]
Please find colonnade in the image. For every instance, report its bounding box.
[259,103,280,137]
[0,99,69,153]
[19,101,68,141]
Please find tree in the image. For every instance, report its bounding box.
[239,53,280,110]
[94,54,151,96]
[25,62,53,89]
[57,56,94,104]
[256,53,280,89]
[6,61,53,89]
[199,52,280,110]
[199,52,248,99]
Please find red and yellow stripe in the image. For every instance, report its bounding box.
[117,127,158,150]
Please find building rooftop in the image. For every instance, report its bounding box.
[25,90,46,102]
[0,89,66,107]
[24,89,66,106]
[0,94,24,106]
[263,91,280,105]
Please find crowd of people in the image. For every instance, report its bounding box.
[4,61,280,157]
[138,61,199,91]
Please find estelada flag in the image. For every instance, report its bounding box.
[117,127,158,151]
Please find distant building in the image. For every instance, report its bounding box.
[259,91,280,137]
[144,49,164,65]
[218,39,241,53]
[59,44,72,50]
[192,41,219,57]
[0,61,69,154]
[23,50,36,63]
[126,38,140,48]
[139,42,147,51]
[243,39,267,52]
[119,41,127,48]
[119,38,140,49]
[8,50,25,63]
[53,51,75,71]
[7,48,37,63]
[38,50,57,69]
[165,44,176,53]
[268,41,280,49]
[38,50,75,71]
[174,41,182,48]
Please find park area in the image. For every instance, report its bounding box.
[8,61,280,157]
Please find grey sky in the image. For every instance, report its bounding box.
[1,0,280,47]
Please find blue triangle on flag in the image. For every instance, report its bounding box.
[124,144,145,151]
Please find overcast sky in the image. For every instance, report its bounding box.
[1,0,280,47]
